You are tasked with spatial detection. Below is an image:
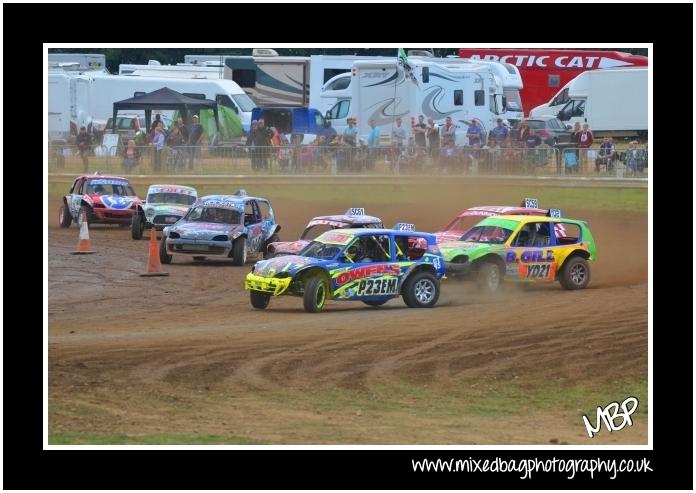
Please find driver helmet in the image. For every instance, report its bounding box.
[406,237,427,259]
[93,184,106,194]
[345,242,364,261]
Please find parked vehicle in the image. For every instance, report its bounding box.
[513,116,574,146]
[529,68,648,138]
[459,49,648,116]
[250,107,337,141]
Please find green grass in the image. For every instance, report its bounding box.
[49,432,266,445]
[48,181,647,213]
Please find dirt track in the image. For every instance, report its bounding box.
[48,190,648,444]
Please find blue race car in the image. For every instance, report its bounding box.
[245,228,446,312]
[160,190,280,266]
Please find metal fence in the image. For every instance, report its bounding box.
[48,143,648,178]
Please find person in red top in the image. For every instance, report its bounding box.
[576,123,594,169]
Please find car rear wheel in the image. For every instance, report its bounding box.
[402,272,439,308]
[559,256,590,290]
[250,290,271,309]
[131,213,144,239]
[59,205,72,228]
[159,235,172,264]
[263,233,280,259]
[231,237,247,266]
[477,263,501,293]
[304,276,328,313]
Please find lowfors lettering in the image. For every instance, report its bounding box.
[336,265,401,286]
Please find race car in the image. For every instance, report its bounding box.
[159,191,281,266]
[434,197,560,243]
[439,214,597,292]
[265,207,383,258]
[245,228,446,313]
[58,173,141,227]
[131,184,198,239]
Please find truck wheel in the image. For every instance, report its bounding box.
[58,205,72,228]
[477,263,501,293]
[363,299,388,307]
[250,290,271,309]
[263,233,280,259]
[131,213,144,240]
[303,276,328,313]
[159,235,172,264]
[402,271,439,308]
[559,256,590,290]
[231,237,247,266]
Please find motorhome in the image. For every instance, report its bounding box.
[529,67,648,138]
[324,58,506,146]
[320,55,524,125]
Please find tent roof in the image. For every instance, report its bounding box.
[113,86,217,111]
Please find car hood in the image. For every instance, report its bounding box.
[89,194,138,210]
[145,204,190,216]
[169,222,242,239]
[438,241,496,261]
[253,255,323,277]
[269,239,310,254]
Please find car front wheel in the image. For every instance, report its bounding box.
[131,213,144,240]
[59,205,72,228]
[231,237,247,266]
[159,235,172,264]
[250,290,271,309]
[303,276,328,313]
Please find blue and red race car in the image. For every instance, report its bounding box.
[59,173,141,227]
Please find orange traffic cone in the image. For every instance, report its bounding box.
[140,227,169,277]
[71,212,95,255]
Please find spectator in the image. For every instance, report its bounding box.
[426,117,440,162]
[595,137,616,172]
[76,125,92,172]
[187,115,204,169]
[571,121,582,160]
[366,119,381,169]
[624,140,644,175]
[151,126,165,172]
[390,117,407,171]
[466,118,483,147]
[176,116,189,143]
[151,113,165,132]
[167,126,185,169]
[577,123,594,167]
[253,118,272,170]
[248,120,258,170]
[517,120,530,145]
[490,118,509,145]
[439,116,456,147]
[131,115,141,132]
[412,115,427,149]
[342,117,358,146]
[524,128,542,148]
[121,139,139,170]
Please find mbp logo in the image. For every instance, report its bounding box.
[582,396,639,438]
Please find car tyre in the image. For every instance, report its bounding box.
[231,237,247,266]
[477,262,501,294]
[559,256,591,290]
[131,213,144,240]
[363,299,388,307]
[304,276,328,313]
[402,271,439,308]
[59,205,72,228]
[250,290,271,309]
[159,235,172,264]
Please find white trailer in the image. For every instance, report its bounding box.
[324,58,506,146]
[48,70,93,142]
[529,67,648,137]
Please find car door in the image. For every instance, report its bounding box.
[244,200,264,253]
[504,222,557,281]
[69,178,85,219]
[256,199,276,241]
[333,234,399,300]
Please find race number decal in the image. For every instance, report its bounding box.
[357,277,398,296]
[524,197,539,208]
[548,208,562,218]
[346,207,365,216]
[520,263,556,279]
[394,223,415,231]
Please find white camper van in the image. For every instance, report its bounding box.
[324,58,506,146]
[529,67,648,137]
[86,73,254,133]
[320,56,523,125]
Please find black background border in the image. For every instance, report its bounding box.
[5,2,692,490]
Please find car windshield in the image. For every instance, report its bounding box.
[184,206,241,224]
[459,225,513,244]
[523,120,546,130]
[147,193,196,205]
[298,241,342,260]
[443,216,483,234]
[86,181,134,196]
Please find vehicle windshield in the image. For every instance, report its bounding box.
[504,88,523,112]
[443,216,483,234]
[232,93,256,112]
[459,225,513,244]
[298,241,342,260]
[147,192,196,205]
[184,206,241,224]
[86,180,135,196]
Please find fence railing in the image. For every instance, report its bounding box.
[47,143,648,178]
